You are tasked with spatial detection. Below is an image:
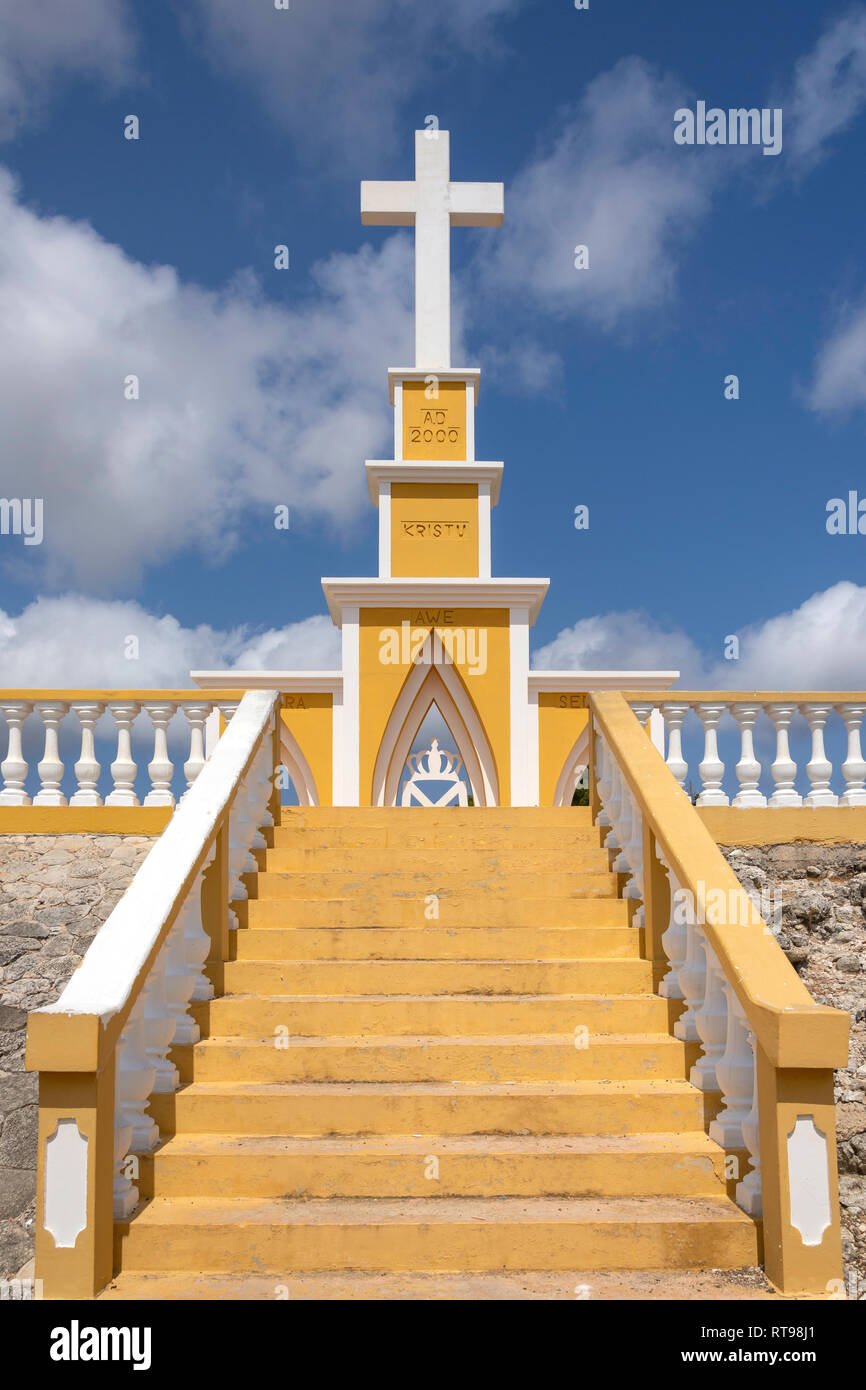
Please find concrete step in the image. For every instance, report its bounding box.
[270,828,604,851]
[231,925,642,961]
[259,847,611,872]
[100,1268,776,1301]
[192,992,678,1038]
[278,808,594,827]
[146,1078,704,1137]
[241,896,630,929]
[137,1133,727,1200]
[114,1194,759,1273]
[172,1032,692,1084]
[250,870,618,898]
[217,958,653,997]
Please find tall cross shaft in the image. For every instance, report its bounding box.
[361,130,504,369]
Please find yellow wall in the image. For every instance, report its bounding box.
[359,607,511,806]
[390,483,479,578]
[402,381,467,460]
[280,694,333,806]
[538,693,589,806]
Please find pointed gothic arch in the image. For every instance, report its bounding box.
[371,634,499,807]
[552,726,590,807]
[279,722,319,807]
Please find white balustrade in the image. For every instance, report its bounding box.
[0,696,225,806]
[657,854,687,1001]
[736,1034,762,1216]
[689,943,727,1092]
[709,983,754,1151]
[637,697,866,809]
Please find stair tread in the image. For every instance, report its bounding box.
[120,1194,753,1225]
[189,1031,685,1048]
[211,992,661,1002]
[151,1132,721,1156]
[168,1078,698,1096]
[99,1269,776,1301]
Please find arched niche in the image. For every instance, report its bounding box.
[371,635,499,807]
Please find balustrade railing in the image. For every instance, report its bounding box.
[629,693,866,807]
[26,689,280,1298]
[0,692,231,808]
[590,691,849,1297]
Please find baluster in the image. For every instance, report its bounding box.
[690,944,728,1091]
[838,703,866,807]
[658,856,687,1000]
[674,912,707,1043]
[0,701,32,805]
[143,701,176,807]
[34,701,69,806]
[106,701,140,806]
[69,702,105,806]
[184,863,215,1002]
[736,1034,762,1215]
[800,703,838,807]
[594,728,612,828]
[732,703,767,807]
[181,701,211,790]
[165,910,200,1046]
[767,703,802,807]
[709,983,753,1150]
[662,702,689,790]
[113,993,157,1217]
[696,703,729,806]
[143,944,179,1094]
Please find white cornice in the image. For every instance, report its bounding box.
[321,579,549,626]
[191,670,343,694]
[388,367,481,404]
[528,670,680,693]
[365,460,503,505]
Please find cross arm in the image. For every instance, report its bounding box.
[361,180,417,226]
[449,182,504,227]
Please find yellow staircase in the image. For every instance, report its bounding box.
[104,806,760,1299]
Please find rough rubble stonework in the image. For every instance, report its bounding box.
[0,834,155,1280]
[721,841,866,1299]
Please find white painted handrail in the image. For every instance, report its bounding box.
[631,696,866,807]
[31,689,278,1221]
[0,695,228,808]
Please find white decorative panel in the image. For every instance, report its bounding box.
[787,1115,832,1247]
[44,1118,88,1249]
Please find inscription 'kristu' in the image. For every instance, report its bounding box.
[402,521,468,539]
[379,622,487,676]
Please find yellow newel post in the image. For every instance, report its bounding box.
[28,1019,115,1299]
[589,688,849,1297]
[756,1049,844,1295]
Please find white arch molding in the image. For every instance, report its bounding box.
[552,726,590,807]
[279,723,319,807]
[372,634,500,807]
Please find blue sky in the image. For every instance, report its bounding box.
[2,0,866,689]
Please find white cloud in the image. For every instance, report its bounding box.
[478,57,717,331]
[532,583,866,691]
[0,0,135,138]
[0,168,413,588]
[531,608,705,682]
[0,594,340,687]
[806,300,866,412]
[788,9,866,166]
[187,0,520,165]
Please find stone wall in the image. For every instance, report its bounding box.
[722,841,866,1295]
[0,834,155,1279]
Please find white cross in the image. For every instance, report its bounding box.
[361,130,504,369]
